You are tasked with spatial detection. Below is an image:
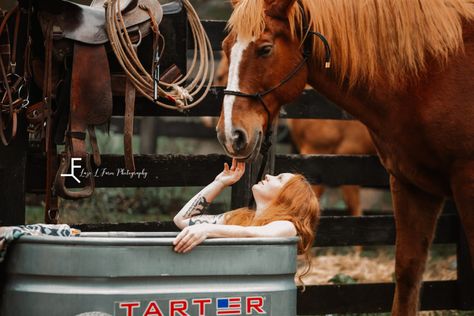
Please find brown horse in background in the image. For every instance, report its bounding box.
[216,0,474,314]
[288,118,376,216]
[213,52,376,216]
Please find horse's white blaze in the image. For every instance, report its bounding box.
[223,38,251,147]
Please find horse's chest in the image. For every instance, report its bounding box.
[370,129,451,196]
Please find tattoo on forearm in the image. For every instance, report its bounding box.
[189,214,224,226]
[184,195,210,218]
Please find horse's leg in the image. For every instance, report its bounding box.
[341,185,362,216]
[342,185,362,251]
[390,176,444,316]
[311,184,325,198]
[450,161,474,263]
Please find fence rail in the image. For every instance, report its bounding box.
[26,154,389,191]
[112,88,348,119]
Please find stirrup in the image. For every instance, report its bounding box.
[54,151,95,200]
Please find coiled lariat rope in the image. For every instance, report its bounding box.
[104,0,214,111]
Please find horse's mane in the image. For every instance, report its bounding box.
[227,0,474,90]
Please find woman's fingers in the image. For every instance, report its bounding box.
[174,226,209,253]
[230,158,237,171]
[182,235,206,253]
[179,233,202,253]
[174,230,193,252]
[173,228,188,246]
[217,160,246,185]
[176,234,196,253]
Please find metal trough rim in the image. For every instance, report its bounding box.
[14,233,300,246]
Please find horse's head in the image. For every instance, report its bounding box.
[216,0,308,161]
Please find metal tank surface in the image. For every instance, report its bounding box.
[1,232,298,316]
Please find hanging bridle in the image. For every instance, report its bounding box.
[222,5,331,207]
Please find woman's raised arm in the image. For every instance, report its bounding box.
[173,159,245,229]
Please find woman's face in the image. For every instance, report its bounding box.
[252,173,295,202]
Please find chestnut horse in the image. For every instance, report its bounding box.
[216,0,474,314]
[214,52,376,216]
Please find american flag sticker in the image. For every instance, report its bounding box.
[216,297,242,315]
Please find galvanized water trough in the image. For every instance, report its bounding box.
[1,232,297,316]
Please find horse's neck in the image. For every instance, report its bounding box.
[307,70,389,135]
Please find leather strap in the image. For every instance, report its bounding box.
[160,64,182,84]
[124,76,136,172]
[124,45,137,172]
[66,131,86,140]
[45,143,59,223]
[43,22,60,223]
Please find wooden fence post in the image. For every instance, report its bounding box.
[0,116,27,225]
[457,224,474,310]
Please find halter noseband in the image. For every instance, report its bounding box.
[222,5,331,207]
[223,55,309,134]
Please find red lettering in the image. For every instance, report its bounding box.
[143,301,164,316]
[246,297,265,314]
[119,302,140,316]
[191,298,212,316]
[169,300,189,316]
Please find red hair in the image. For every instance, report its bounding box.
[225,174,320,281]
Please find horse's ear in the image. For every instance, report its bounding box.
[264,0,296,19]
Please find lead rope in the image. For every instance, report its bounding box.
[247,129,273,208]
[104,0,214,111]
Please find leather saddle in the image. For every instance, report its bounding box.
[36,0,163,44]
[32,0,165,200]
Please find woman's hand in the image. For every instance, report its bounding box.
[173,224,214,253]
[214,158,245,187]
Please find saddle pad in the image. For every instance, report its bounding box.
[36,0,163,44]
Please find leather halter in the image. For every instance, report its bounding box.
[223,55,309,208]
[222,6,331,207]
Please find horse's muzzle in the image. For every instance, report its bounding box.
[217,128,262,162]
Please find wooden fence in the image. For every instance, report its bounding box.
[0,4,473,314]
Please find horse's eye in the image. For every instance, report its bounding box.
[257,45,273,57]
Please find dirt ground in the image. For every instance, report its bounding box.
[298,247,456,285]
[296,248,460,315]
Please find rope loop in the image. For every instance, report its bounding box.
[104,0,214,111]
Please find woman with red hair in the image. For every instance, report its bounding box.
[173,159,320,274]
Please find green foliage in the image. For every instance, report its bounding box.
[328,273,357,284]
